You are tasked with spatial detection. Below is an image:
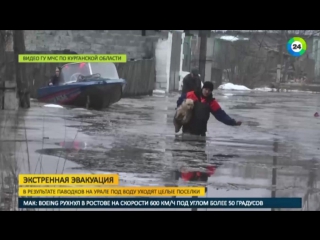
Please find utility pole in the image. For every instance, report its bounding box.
[276,30,285,92]
[13,30,30,108]
[199,30,210,83]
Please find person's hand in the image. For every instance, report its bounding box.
[235,121,242,126]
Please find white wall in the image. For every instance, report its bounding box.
[179,32,185,75]
[155,32,172,91]
[178,33,186,91]
[166,33,172,92]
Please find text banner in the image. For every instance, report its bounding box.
[19,187,205,197]
[18,54,127,63]
[18,174,119,186]
[18,198,302,208]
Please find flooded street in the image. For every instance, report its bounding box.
[1,90,320,210]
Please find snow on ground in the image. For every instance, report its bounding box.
[253,87,319,94]
[153,89,166,94]
[253,87,275,92]
[43,104,64,108]
[218,83,250,91]
[220,84,319,94]
[286,90,320,94]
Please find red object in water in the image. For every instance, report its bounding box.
[60,141,82,150]
[181,166,216,181]
[181,172,194,181]
[315,112,319,117]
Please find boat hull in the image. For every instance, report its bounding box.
[37,80,125,109]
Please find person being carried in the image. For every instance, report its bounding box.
[48,67,61,86]
[176,81,242,136]
[181,69,202,94]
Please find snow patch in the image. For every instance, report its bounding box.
[287,89,314,93]
[43,104,64,108]
[218,83,251,91]
[153,89,166,94]
[253,87,275,92]
[72,108,87,111]
[253,87,319,94]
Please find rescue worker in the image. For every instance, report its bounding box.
[49,67,61,86]
[177,81,242,136]
[181,69,202,94]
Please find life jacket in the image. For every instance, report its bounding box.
[182,91,214,135]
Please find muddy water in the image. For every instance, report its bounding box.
[2,90,320,211]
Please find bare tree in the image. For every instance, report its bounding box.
[0,31,12,82]
[212,30,320,88]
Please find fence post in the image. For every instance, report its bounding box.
[1,81,19,110]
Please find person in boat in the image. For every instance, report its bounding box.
[49,67,61,86]
[177,81,242,136]
[181,69,202,94]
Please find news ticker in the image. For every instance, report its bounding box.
[19,174,119,185]
[19,187,204,197]
[18,174,204,197]
[18,54,127,63]
[19,198,302,208]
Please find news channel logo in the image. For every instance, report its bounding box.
[287,37,307,57]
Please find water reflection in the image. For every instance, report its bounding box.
[168,135,236,211]
[59,141,87,151]
[271,140,278,211]
[23,91,320,211]
[302,160,319,211]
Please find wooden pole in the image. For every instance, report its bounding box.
[276,31,285,91]
[199,30,210,83]
[13,30,30,108]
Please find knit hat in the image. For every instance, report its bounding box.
[191,69,199,76]
[203,81,214,91]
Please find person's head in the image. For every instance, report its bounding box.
[55,67,61,77]
[202,81,214,97]
[190,69,199,78]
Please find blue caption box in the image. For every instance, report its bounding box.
[18,198,302,208]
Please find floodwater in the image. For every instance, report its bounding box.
[1,90,320,211]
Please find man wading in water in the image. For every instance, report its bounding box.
[176,81,242,136]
